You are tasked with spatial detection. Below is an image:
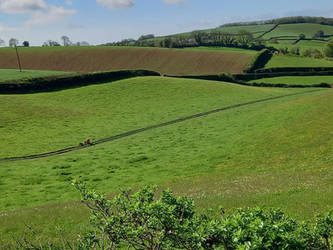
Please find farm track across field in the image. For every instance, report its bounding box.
[0,89,324,163]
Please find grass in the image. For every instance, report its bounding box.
[0,69,72,83]
[0,76,332,246]
[263,23,333,39]
[249,76,333,85]
[265,55,333,68]
[266,40,328,54]
[0,46,253,75]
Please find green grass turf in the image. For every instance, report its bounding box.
[0,76,296,159]
[263,23,333,39]
[265,55,333,68]
[266,40,328,54]
[249,76,333,85]
[0,77,332,246]
[0,69,71,83]
[214,24,275,35]
[182,46,258,54]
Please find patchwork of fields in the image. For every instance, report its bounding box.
[0,46,253,75]
[1,19,333,247]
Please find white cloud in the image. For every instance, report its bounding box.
[96,0,134,9]
[0,23,16,32]
[0,0,47,14]
[163,0,186,4]
[26,5,76,25]
[65,0,72,5]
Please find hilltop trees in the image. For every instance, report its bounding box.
[22,41,30,47]
[42,40,61,46]
[61,35,72,46]
[0,38,5,46]
[9,38,18,47]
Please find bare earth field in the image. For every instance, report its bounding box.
[0,46,254,75]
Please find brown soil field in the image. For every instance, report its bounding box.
[0,47,253,75]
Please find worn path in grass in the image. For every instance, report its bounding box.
[0,88,322,162]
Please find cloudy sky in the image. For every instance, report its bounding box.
[0,0,333,46]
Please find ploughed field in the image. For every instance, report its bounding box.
[0,46,253,75]
[0,76,332,246]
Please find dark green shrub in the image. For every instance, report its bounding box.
[243,49,273,73]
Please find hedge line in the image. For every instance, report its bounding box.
[256,67,333,73]
[0,70,160,94]
[243,49,273,73]
[166,74,331,88]
[234,71,333,81]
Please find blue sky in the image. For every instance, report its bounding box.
[0,0,333,46]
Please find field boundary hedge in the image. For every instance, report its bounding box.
[166,74,331,88]
[243,49,273,73]
[234,71,333,80]
[0,70,160,94]
[256,67,333,73]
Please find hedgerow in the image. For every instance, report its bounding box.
[17,183,333,249]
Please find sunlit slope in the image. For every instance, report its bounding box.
[0,76,305,158]
[0,80,330,213]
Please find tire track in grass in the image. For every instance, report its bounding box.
[0,89,325,162]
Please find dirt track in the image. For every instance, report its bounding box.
[0,89,323,163]
[0,47,252,75]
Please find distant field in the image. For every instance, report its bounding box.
[266,40,327,54]
[0,46,254,75]
[263,23,333,39]
[0,69,71,83]
[182,46,258,54]
[250,76,333,85]
[265,55,333,68]
[214,24,275,35]
[0,76,332,246]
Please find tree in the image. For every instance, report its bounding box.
[61,35,72,46]
[22,41,30,47]
[237,30,253,46]
[299,33,306,40]
[9,38,18,47]
[325,39,333,57]
[42,40,60,46]
[192,31,205,46]
[0,38,5,46]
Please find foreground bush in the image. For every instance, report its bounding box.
[72,182,333,249]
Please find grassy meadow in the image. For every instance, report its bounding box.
[250,76,333,85]
[0,75,332,246]
[263,23,333,39]
[265,55,333,68]
[0,69,72,83]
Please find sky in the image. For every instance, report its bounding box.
[0,0,333,46]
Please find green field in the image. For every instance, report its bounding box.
[0,69,71,83]
[265,55,333,68]
[266,40,328,54]
[0,76,332,246]
[263,23,333,39]
[250,76,333,85]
